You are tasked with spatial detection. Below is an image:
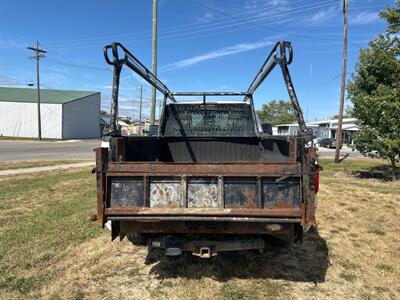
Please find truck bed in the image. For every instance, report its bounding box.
[95,135,316,244]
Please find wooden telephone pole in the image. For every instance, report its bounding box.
[27,41,47,140]
[138,85,144,135]
[150,0,158,125]
[335,0,348,163]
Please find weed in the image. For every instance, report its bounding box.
[339,272,357,282]
[367,226,386,236]
[375,264,394,273]
[221,283,252,300]
[0,274,48,294]
[347,207,358,212]
[374,286,389,293]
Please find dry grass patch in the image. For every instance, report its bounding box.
[0,159,399,299]
[0,160,85,171]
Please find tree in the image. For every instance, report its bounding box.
[100,110,110,117]
[332,105,354,119]
[347,1,400,180]
[257,100,297,126]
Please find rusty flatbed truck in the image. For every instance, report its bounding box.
[94,41,319,258]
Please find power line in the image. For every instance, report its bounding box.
[43,58,111,71]
[186,0,341,42]
[43,0,321,47]
[43,2,380,51]
[47,1,341,50]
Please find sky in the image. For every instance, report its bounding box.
[0,0,394,121]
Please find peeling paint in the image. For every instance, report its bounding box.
[150,178,181,208]
[188,178,219,208]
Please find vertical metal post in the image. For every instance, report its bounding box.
[150,0,158,125]
[158,94,168,135]
[248,94,261,135]
[335,0,348,163]
[158,96,162,120]
[110,63,122,135]
[139,85,143,135]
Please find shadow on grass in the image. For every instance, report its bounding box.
[339,153,350,162]
[351,164,399,181]
[145,227,329,283]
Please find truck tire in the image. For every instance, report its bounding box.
[127,232,146,246]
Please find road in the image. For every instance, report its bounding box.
[317,146,364,159]
[0,139,100,161]
[0,139,364,162]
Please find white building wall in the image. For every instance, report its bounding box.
[0,102,62,138]
[62,93,100,139]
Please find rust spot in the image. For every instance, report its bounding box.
[275,200,294,208]
[264,200,294,209]
[90,214,98,222]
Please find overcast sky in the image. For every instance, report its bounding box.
[0,0,393,121]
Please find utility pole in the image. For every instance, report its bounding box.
[150,0,158,125]
[335,0,348,163]
[159,97,162,120]
[305,64,313,122]
[139,85,143,135]
[27,40,46,140]
[132,94,135,123]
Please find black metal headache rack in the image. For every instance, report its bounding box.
[103,41,309,137]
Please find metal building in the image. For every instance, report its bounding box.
[0,87,100,139]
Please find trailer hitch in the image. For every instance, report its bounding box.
[151,237,265,258]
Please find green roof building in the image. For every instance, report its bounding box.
[0,87,100,139]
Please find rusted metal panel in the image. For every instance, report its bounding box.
[104,162,307,225]
[150,177,181,208]
[187,177,219,208]
[288,137,298,163]
[105,207,300,217]
[143,176,150,207]
[109,177,144,207]
[107,162,301,177]
[305,147,317,224]
[114,216,301,223]
[308,147,317,160]
[224,178,259,208]
[109,137,125,162]
[262,179,300,208]
[117,219,298,237]
[95,147,108,225]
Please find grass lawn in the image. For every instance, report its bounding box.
[0,159,399,299]
[0,160,87,171]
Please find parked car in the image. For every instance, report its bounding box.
[319,138,342,149]
[146,124,159,136]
